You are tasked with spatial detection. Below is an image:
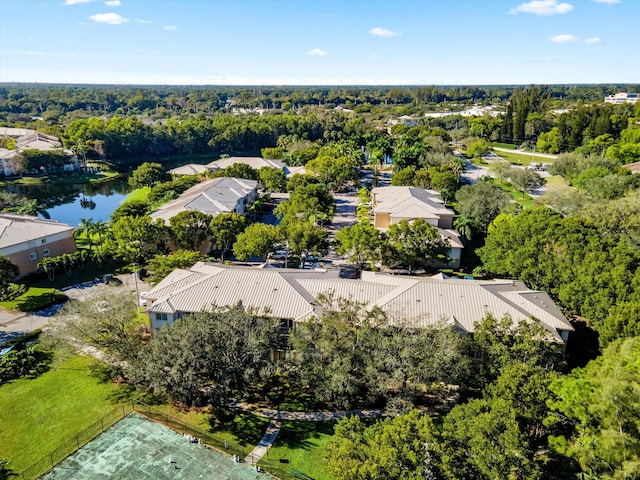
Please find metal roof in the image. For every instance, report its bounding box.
[146,263,573,341]
[149,177,257,224]
[0,214,74,249]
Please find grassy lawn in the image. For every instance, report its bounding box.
[0,287,66,312]
[0,171,119,187]
[545,175,566,188]
[492,142,516,150]
[259,421,336,480]
[0,353,271,477]
[123,186,151,203]
[491,178,536,208]
[0,355,128,474]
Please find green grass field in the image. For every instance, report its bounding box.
[0,354,272,477]
[493,149,546,167]
[0,172,119,187]
[122,186,151,204]
[259,421,336,480]
[0,287,66,311]
[0,355,127,474]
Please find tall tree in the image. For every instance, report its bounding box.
[385,219,450,273]
[0,256,19,300]
[169,210,214,251]
[128,162,170,189]
[210,213,247,261]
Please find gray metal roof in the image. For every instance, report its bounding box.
[149,177,257,224]
[146,263,573,341]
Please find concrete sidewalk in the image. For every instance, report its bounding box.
[244,419,282,465]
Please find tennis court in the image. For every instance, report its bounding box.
[42,413,266,479]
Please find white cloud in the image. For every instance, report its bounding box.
[104,0,121,5]
[308,48,329,56]
[369,27,398,37]
[593,0,620,3]
[550,34,578,43]
[89,12,129,24]
[510,0,574,15]
[163,25,177,31]
[135,18,152,24]
[585,36,602,44]
[19,51,47,56]
[64,0,94,4]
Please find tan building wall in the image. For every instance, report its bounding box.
[7,236,77,278]
[374,212,390,229]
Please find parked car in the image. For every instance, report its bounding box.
[272,250,288,260]
[139,291,149,307]
[298,262,316,270]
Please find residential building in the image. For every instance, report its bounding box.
[371,186,464,268]
[0,214,76,278]
[170,156,304,178]
[0,129,78,176]
[150,177,258,226]
[604,92,639,104]
[144,262,573,343]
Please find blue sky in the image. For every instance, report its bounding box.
[0,0,637,85]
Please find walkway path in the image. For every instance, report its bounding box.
[232,400,387,465]
[244,419,282,464]
[493,146,558,160]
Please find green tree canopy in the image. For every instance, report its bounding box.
[0,256,19,300]
[147,250,202,285]
[169,210,213,250]
[385,219,450,273]
[128,162,170,189]
[232,223,278,261]
[210,212,247,261]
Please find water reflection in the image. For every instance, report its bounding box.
[7,175,133,226]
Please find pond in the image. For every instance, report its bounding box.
[6,175,133,227]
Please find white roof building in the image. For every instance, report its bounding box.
[604,92,639,104]
[171,156,303,178]
[149,177,258,225]
[145,262,574,343]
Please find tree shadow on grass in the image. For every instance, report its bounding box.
[274,421,335,450]
[209,411,270,447]
[88,363,166,406]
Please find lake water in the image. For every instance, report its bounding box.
[6,176,132,227]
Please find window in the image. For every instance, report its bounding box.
[41,238,47,244]
[43,249,50,257]
[30,252,37,261]
[155,313,168,322]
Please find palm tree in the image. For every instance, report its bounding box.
[454,214,480,245]
[37,257,58,281]
[449,157,467,181]
[92,220,109,246]
[76,217,95,251]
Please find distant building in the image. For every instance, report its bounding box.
[604,92,639,105]
[0,129,78,177]
[170,156,304,178]
[144,262,574,344]
[371,186,464,268]
[0,214,77,278]
[424,105,501,118]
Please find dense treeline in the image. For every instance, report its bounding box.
[1,83,638,120]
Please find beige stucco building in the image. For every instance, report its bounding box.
[0,214,77,278]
